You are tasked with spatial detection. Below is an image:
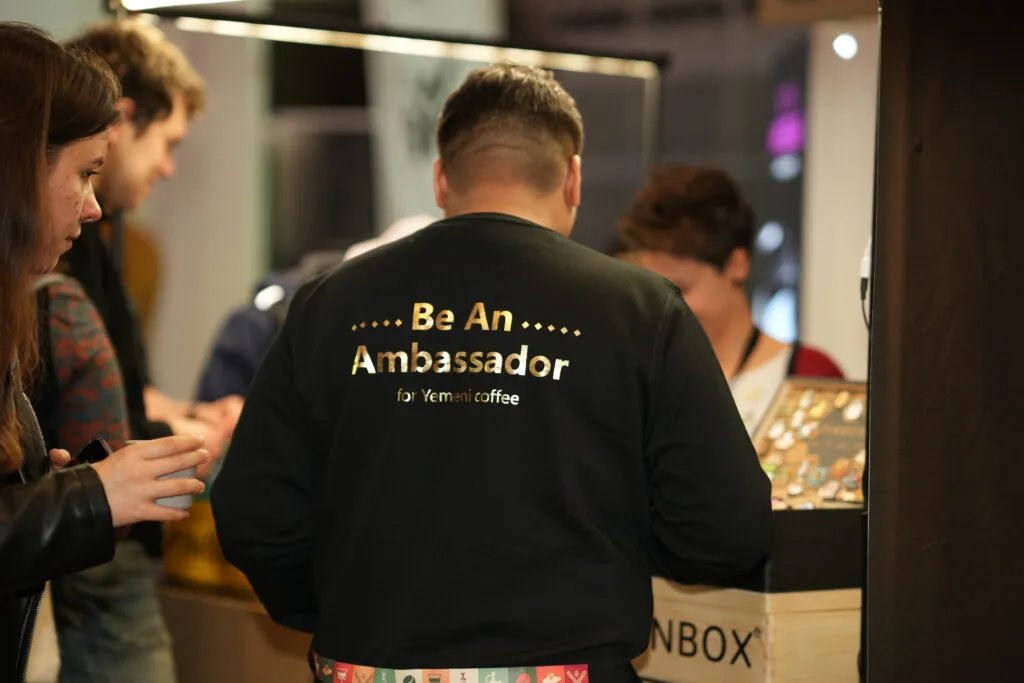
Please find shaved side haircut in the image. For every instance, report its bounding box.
[437,63,584,195]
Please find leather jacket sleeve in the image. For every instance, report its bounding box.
[0,465,116,594]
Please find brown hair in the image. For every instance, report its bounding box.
[437,62,584,194]
[67,19,206,132]
[618,164,755,270]
[0,23,121,472]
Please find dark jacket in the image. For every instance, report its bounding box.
[195,252,347,403]
[0,391,115,682]
[62,220,170,557]
[212,213,771,680]
[194,272,299,403]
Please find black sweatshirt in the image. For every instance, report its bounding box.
[211,213,771,681]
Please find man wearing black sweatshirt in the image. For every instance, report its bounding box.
[213,62,771,683]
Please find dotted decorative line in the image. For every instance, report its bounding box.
[352,318,403,331]
[352,318,579,336]
[521,321,581,337]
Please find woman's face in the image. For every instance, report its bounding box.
[633,250,744,336]
[38,132,109,273]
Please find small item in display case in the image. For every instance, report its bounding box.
[751,378,867,509]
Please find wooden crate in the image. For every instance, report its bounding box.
[161,586,310,682]
[633,578,861,683]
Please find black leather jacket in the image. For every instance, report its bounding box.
[0,391,115,681]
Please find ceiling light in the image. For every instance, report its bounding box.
[121,0,242,10]
[165,16,659,79]
[832,33,858,60]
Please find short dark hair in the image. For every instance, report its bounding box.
[67,19,206,132]
[436,62,584,194]
[617,164,755,270]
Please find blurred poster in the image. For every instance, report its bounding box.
[362,0,506,233]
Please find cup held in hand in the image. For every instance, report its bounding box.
[157,466,197,510]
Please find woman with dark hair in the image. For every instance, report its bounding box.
[618,163,843,433]
[0,23,210,680]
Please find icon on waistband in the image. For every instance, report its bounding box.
[566,670,587,683]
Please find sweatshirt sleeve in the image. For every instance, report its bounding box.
[645,294,772,584]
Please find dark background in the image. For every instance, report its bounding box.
[263,0,806,340]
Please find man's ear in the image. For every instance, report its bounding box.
[108,98,137,143]
[433,159,448,210]
[724,247,751,286]
[564,155,582,209]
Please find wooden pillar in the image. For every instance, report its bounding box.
[867,0,1024,680]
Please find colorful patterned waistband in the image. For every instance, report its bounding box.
[311,654,590,683]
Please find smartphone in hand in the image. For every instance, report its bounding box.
[69,439,112,467]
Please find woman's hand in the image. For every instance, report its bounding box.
[48,448,72,472]
[91,435,210,526]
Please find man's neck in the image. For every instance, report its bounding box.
[444,188,569,235]
[708,300,757,378]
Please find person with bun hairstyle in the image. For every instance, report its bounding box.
[0,22,209,680]
[618,163,843,433]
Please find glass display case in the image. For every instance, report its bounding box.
[753,378,867,510]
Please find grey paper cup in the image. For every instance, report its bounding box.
[156,466,197,510]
